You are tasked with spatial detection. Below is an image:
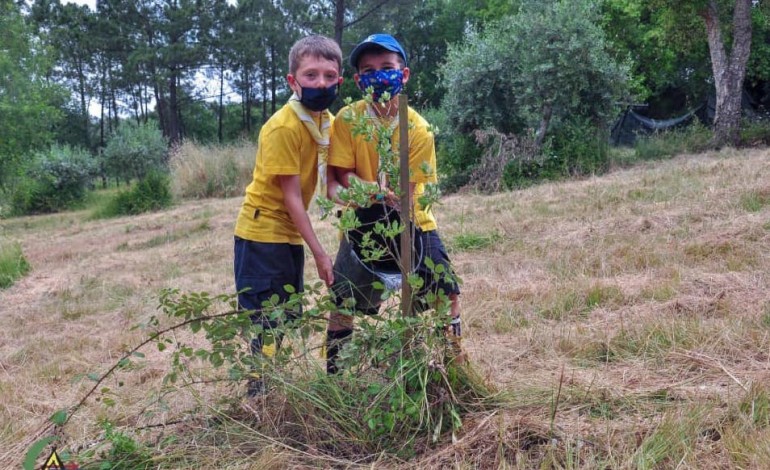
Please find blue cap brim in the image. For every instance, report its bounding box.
[349,34,407,69]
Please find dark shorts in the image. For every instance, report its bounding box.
[414,229,461,300]
[331,229,460,315]
[234,236,304,328]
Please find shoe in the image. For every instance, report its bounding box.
[247,377,266,397]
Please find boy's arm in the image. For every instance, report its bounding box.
[278,174,334,287]
[326,165,352,205]
[327,165,379,206]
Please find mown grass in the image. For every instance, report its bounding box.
[2,146,769,469]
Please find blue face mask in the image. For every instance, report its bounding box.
[357,69,404,102]
[299,83,339,112]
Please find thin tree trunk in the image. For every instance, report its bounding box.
[75,58,90,149]
[534,101,553,151]
[270,44,276,114]
[244,69,252,133]
[261,67,268,124]
[702,0,752,147]
[334,0,345,46]
[167,69,182,144]
[218,61,225,143]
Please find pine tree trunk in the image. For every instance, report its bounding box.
[334,0,345,46]
[702,0,752,147]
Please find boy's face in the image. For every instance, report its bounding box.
[354,50,410,90]
[287,54,342,96]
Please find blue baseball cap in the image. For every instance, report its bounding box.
[349,33,408,69]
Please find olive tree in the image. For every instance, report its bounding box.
[441,0,630,150]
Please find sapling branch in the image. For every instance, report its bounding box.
[56,307,244,427]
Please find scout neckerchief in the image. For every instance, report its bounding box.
[366,103,400,191]
[288,95,331,197]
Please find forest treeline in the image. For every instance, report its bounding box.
[2,0,769,216]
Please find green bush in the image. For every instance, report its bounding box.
[436,133,482,193]
[103,121,168,183]
[95,171,173,218]
[502,152,563,190]
[8,144,96,215]
[0,241,30,289]
[549,117,611,176]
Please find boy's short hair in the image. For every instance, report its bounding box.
[349,33,408,70]
[288,35,343,75]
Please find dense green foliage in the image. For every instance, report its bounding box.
[95,171,173,218]
[7,145,96,215]
[0,1,66,188]
[440,1,629,190]
[0,0,767,211]
[102,122,168,184]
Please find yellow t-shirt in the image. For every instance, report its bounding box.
[328,100,438,231]
[234,104,328,244]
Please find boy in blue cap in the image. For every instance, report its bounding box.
[234,35,342,396]
[324,33,463,374]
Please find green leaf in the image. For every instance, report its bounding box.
[132,351,145,358]
[87,372,100,382]
[23,435,58,470]
[50,409,68,426]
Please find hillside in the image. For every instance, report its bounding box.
[1,147,769,468]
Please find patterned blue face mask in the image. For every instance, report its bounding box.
[357,69,404,102]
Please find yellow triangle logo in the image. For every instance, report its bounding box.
[42,449,65,470]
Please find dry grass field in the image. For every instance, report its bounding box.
[1,147,769,468]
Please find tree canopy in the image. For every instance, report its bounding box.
[1,0,768,196]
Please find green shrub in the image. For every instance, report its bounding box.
[740,118,770,146]
[103,121,168,183]
[0,241,30,288]
[95,171,172,218]
[8,144,96,215]
[437,133,483,193]
[500,137,561,190]
[549,117,611,176]
[423,106,483,194]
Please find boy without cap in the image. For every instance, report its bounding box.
[234,35,342,396]
[324,33,463,374]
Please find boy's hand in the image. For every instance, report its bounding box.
[315,252,334,287]
[382,189,400,211]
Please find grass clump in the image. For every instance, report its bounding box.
[631,406,711,469]
[632,121,713,161]
[451,231,501,252]
[739,188,770,212]
[0,241,30,288]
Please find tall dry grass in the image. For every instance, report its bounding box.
[0,146,769,468]
[169,140,256,199]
